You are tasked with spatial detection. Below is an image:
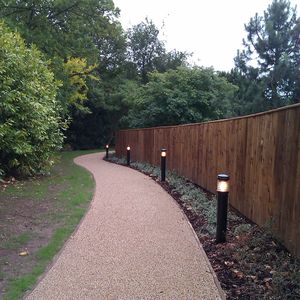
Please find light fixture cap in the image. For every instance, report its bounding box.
[217,174,230,181]
[127,146,131,151]
[217,173,230,192]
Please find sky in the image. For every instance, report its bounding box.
[113,0,300,71]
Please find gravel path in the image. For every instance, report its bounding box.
[26,152,224,299]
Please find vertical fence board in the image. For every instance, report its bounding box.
[115,104,300,257]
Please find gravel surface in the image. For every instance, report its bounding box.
[26,152,224,300]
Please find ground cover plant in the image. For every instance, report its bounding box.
[0,151,96,300]
[106,154,300,299]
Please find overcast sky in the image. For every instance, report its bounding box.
[113,0,300,71]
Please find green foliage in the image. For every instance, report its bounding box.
[233,223,252,236]
[0,0,129,149]
[0,0,123,114]
[167,172,218,235]
[65,103,111,149]
[235,0,300,109]
[0,0,119,59]
[63,57,99,112]
[131,161,161,177]
[122,67,237,128]
[0,22,63,177]
[66,17,191,149]
[220,68,267,115]
[65,77,139,149]
[154,49,191,73]
[127,18,165,83]
[2,233,31,250]
[126,19,190,83]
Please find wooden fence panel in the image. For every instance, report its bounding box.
[115,104,300,257]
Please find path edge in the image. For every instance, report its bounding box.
[106,158,226,300]
[23,152,99,299]
[170,194,227,300]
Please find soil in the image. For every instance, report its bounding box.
[0,179,63,299]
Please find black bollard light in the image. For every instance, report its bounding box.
[161,148,167,182]
[105,144,109,159]
[126,146,131,166]
[216,174,230,243]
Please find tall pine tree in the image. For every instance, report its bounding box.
[235,0,300,109]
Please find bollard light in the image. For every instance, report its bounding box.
[126,146,131,166]
[161,148,167,181]
[216,174,230,243]
[105,144,109,159]
[217,174,230,192]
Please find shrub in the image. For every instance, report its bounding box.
[0,22,64,177]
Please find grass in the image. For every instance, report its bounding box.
[3,233,31,250]
[1,150,98,300]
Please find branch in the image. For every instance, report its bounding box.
[47,1,79,21]
[1,6,33,17]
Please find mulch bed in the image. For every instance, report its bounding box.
[159,179,300,299]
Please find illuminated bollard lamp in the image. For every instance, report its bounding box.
[216,174,230,243]
[105,144,109,159]
[160,148,167,182]
[126,146,131,166]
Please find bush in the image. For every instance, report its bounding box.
[123,67,238,128]
[0,22,64,177]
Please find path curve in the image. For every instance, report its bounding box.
[26,152,224,299]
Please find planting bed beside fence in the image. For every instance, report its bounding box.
[115,103,300,257]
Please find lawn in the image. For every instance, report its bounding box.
[0,150,97,300]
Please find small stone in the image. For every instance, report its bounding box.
[265,265,272,270]
[224,261,234,267]
[19,251,29,256]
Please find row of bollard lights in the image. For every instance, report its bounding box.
[105,144,230,244]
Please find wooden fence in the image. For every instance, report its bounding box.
[115,103,300,257]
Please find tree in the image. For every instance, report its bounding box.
[154,49,191,73]
[236,0,300,108]
[127,18,165,83]
[0,0,130,149]
[122,67,237,128]
[219,68,266,115]
[63,57,98,112]
[0,22,63,177]
[0,0,119,59]
[0,0,122,113]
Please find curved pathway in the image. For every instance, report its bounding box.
[26,152,224,299]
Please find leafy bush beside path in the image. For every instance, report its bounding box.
[0,22,63,178]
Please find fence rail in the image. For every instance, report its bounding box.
[115,103,300,257]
